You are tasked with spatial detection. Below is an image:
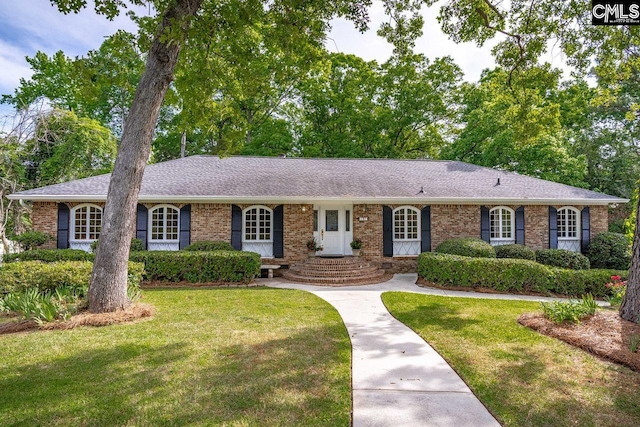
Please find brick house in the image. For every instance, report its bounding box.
[10,156,627,273]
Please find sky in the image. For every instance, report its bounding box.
[0,0,505,123]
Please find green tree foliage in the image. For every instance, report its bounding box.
[296,53,461,158]
[441,66,587,187]
[23,109,117,188]
[2,31,146,137]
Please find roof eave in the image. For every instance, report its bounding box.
[8,194,629,205]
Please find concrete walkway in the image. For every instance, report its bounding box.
[265,274,505,427]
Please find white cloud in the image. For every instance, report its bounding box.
[326,1,500,81]
[0,40,32,95]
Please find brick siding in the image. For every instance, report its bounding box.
[30,201,610,273]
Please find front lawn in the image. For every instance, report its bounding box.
[382,292,640,427]
[0,288,351,426]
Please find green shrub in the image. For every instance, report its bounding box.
[435,238,496,258]
[418,252,554,293]
[130,238,146,252]
[184,241,235,251]
[418,252,627,297]
[535,249,590,270]
[0,260,144,295]
[552,268,628,298]
[540,294,597,324]
[586,232,631,270]
[3,249,95,263]
[129,251,260,283]
[91,237,146,253]
[11,231,52,251]
[495,244,536,261]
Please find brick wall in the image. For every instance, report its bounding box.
[31,202,58,249]
[30,201,610,272]
[431,205,480,249]
[191,203,232,242]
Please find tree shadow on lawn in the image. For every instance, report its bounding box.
[489,345,640,426]
[0,325,350,427]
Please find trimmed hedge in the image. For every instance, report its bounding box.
[586,232,631,270]
[535,249,590,270]
[184,241,235,251]
[0,261,144,295]
[419,252,553,293]
[3,249,95,263]
[552,268,629,297]
[435,238,496,258]
[129,250,260,283]
[417,252,628,297]
[495,244,536,261]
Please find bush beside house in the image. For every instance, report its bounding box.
[417,252,627,297]
[535,249,591,270]
[495,244,536,261]
[435,238,497,258]
[586,232,632,270]
[129,251,261,283]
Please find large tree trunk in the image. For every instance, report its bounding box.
[620,193,640,322]
[88,0,203,313]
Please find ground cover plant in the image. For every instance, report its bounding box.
[0,288,351,426]
[382,292,640,427]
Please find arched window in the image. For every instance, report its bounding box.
[148,205,180,251]
[392,206,420,256]
[557,206,581,252]
[243,206,273,257]
[489,207,515,246]
[70,204,102,251]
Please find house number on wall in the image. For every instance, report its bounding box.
[358,217,369,221]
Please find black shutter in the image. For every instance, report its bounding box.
[273,205,284,258]
[383,205,393,257]
[480,206,490,243]
[179,204,191,250]
[136,204,148,250]
[515,206,525,245]
[549,207,558,249]
[581,207,590,253]
[57,203,70,249]
[231,205,243,250]
[421,206,431,252]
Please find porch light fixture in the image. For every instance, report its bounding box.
[301,205,307,212]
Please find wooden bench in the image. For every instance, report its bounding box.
[260,264,281,279]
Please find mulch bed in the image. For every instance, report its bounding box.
[0,303,154,335]
[519,310,640,372]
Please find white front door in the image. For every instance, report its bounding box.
[316,205,353,256]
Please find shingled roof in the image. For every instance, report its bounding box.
[9,156,627,205]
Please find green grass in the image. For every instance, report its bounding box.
[0,288,351,426]
[382,292,640,427]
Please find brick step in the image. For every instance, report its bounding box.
[282,269,386,285]
[288,267,381,278]
[304,257,364,265]
[291,262,374,273]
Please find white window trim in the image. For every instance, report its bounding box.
[242,205,273,243]
[70,203,102,243]
[489,206,515,245]
[392,206,421,242]
[148,204,180,243]
[557,206,581,241]
[392,206,421,257]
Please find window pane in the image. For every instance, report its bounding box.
[394,209,405,240]
[407,209,418,239]
[345,210,350,232]
[166,208,179,240]
[490,209,499,239]
[313,210,318,232]
[501,209,512,238]
[75,206,87,240]
[326,210,338,232]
